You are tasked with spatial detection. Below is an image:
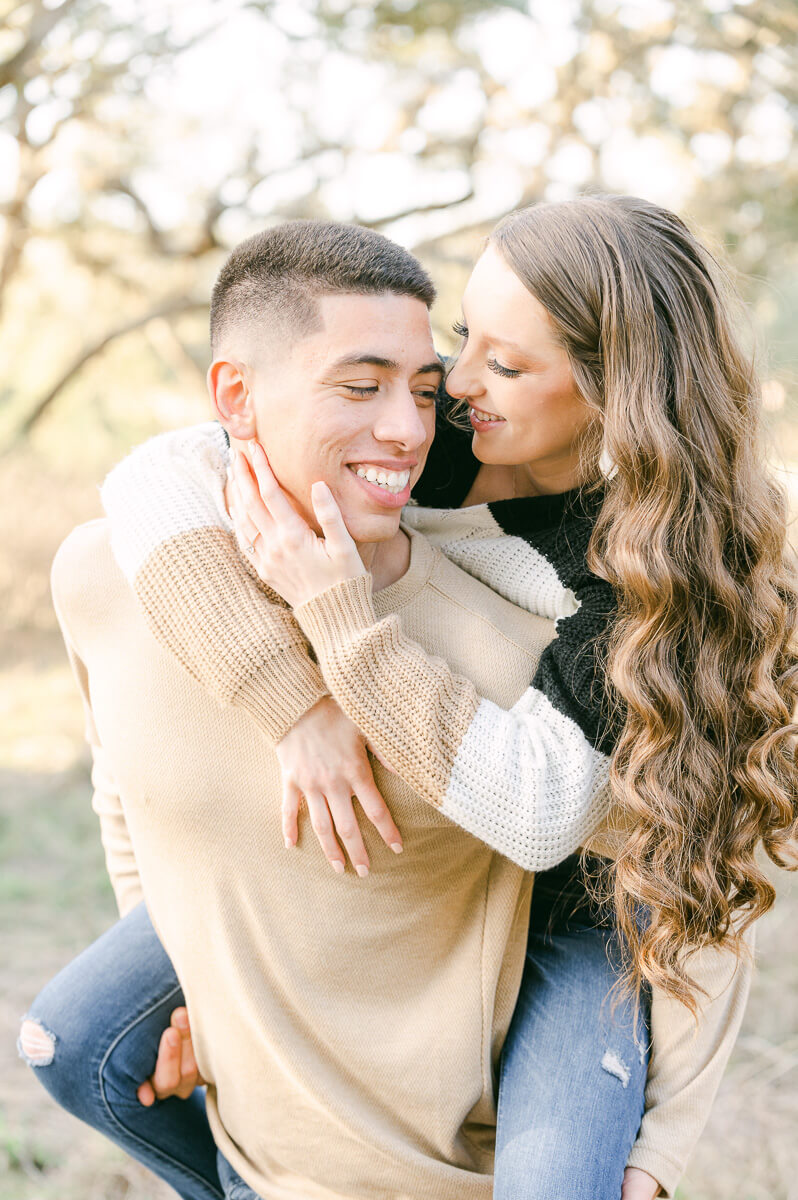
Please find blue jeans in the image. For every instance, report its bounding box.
[495,857,649,1199]
[21,858,648,1200]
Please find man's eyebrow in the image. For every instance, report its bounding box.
[328,354,399,371]
[326,354,444,376]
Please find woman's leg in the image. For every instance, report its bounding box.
[495,856,650,1200]
[19,901,222,1200]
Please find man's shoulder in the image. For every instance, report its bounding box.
[51,518,121,636]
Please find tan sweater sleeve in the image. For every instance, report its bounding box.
[625,931,754,1197]
[101,423,328,744]
[52,568,144,918]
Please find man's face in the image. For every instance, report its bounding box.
[244,292,441,544]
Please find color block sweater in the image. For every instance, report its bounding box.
[98,420,754,1197]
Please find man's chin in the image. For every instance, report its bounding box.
[344,508,403,547]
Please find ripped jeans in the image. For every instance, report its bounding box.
[20,856,649,1200]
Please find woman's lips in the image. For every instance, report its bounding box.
[469,408,507,432]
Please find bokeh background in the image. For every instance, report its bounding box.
[1,1,797,1197]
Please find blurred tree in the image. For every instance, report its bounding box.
[0,0,794,442]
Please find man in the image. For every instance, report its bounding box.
[33,222,566,1199]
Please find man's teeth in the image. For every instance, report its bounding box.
[350,466,411,494]
[471,408,505,423]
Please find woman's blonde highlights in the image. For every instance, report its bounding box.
[491,195,798,1007]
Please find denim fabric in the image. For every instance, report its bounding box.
[22,902,224,1200]
[23,862,647,1200]
[217,1151,263,1200]
[494,856,650,1199]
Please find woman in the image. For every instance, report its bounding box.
[24,196,797,1199]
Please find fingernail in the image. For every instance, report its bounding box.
[174,1011,188,1030]
[332,860,345,874]
[355,864,369,878]
[390,842,403,854]
[284,836,294,849]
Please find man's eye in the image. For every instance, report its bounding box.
[452,320,468,340]
[344,385,379,397]
[414,390,438,404]
[487,358,520,379]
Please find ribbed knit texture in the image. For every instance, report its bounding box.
[101,424,328,743]
[96,421,755,1196]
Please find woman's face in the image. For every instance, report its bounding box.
[446,245,597,492]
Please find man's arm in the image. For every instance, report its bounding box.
[626,932,754,1197]
[52,546,142,917]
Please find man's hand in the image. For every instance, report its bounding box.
[277,696,403,876]
[622,1167,661,1199]
[137,1007,204,1106]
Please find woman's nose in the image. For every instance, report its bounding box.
[446,355,483,401]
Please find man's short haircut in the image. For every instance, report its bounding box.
[210,220,436,353]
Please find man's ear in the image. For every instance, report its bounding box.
[207,359,256,440]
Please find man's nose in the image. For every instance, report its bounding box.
[373,390,429,449]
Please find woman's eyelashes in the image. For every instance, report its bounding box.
[487,358,521,379]
[451,321,520,378]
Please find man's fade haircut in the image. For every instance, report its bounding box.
[209,220,436,353]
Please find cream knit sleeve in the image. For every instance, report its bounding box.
[294,574,612,872]
[101,423,328,743]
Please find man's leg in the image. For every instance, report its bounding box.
[216,1153,265,1200]
[494,857,650,1200]
[20,902,222,1200]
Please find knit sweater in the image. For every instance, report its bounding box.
[99,420,754,1196]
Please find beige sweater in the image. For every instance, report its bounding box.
[53,519,751,1199]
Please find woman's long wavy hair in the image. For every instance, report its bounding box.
[491,194,798,1009]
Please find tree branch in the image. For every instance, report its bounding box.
[13,297,207,442]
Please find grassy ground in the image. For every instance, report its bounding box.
[2,447,798,1200]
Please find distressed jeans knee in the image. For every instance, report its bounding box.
[18,1016,57,1068]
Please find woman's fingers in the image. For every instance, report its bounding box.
[304,790,346,874]
[282,779,302,849]
[310,481,355,557]
[353,773,403,854]
[231,452,276,542]
[325,790,370,877]
[246,441,308,534]
[228,469,266,554]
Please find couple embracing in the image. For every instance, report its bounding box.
[21,196,798,1200]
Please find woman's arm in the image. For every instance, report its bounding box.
[100,423,403,872]
[232,444,614,871]
[101,422,329,743]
